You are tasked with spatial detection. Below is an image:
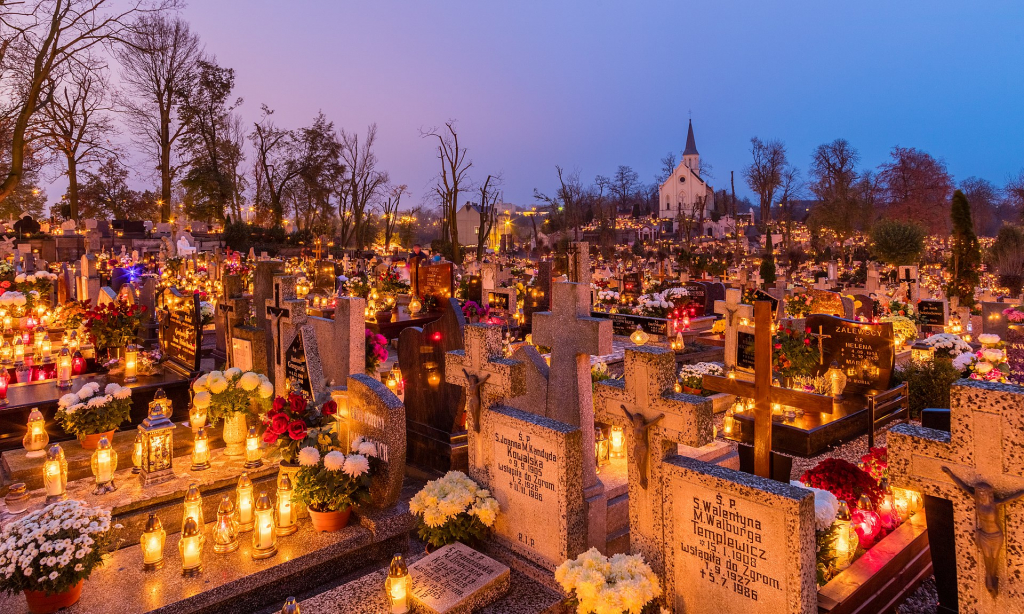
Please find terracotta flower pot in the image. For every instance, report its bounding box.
[308,507,352,532]
[682,385,702,396]
[80,430,115,450]
[24,580,83,614]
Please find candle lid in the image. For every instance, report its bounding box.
[7,483,26,496]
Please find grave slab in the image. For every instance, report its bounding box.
[408,542,510,614]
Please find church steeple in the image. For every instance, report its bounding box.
[682,119,699,172]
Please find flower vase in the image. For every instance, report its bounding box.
[222,412,248,456]
[278,461,309,519]
[80,430,115,450]
[308,508,352,532]
[24,580,83,614]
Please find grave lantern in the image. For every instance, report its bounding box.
[276,473,297,536]
[179,516,204,577]
[252,491,278,559]
[408,296,422,315]
[72,349,85,375]
[1,311,10,332]
[124,344,138,383]
[131,432,144,474]
[212,496,240,554]
[0,366,8,404]
[629,325,649,346]
[595,428,610,468]
[141,513,166,571]
[281,597,301,614]
[191,427,211,471]
[183,483,205,529]
[68,331,80,353]
[244,426,263,469]
[609,425,625,458]
[722,407,736,437]
[893,487,922,520]
[237,473,256,532]
[425,361,441,387]
[42,444,67,502]
[40,334,51,363]
[832,500,857,571]
[910,342,934,362]
[670,332,684,352]
[385,553,411,614]
[852,494,881,545]
[0,338,11,365]
[23,408,47,455]
[56,347,73,388]
[13,336,24,364]
[138,389,176,486]
[876,478,900,529]
[90,436,118,495]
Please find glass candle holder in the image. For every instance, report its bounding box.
[179,517,204,577]
[56,347,72,389]
[244,426,263,469]
[43,444,67,503]
[252,491,278,560]
[191,427,211,471]
[385,553,411,614]
[276,474,297,536]
[212,496,240,554]
[4,483,29,514]
[124,344,138,383]
[141,513,166,571]
[237,473,255,532]
[90,436,118,495]
[182,483,204,530]
[23,408,48,457]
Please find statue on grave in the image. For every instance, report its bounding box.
[161,235,176,258]
[177,235,196,256]
[621,404,665,490]
[942,466,1024,596]
[462,369,491,433]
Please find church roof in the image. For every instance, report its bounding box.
[683,120,698,156]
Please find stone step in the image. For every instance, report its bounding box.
[606,525,630,556]
[0,505,415,614]
[605,491,629,534]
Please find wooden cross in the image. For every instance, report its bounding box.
[890,380,1024,609]
[714,288,753,371]
[702,301,833,478]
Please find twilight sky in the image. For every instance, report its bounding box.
[176,1,1024,208]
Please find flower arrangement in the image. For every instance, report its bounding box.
[966,347,1009,382]
[0,500,120,598]
[920,333,972,358]
[555,548,662,614]
[597,290,620,306]
[860,447,888,483]
[879,315,917,345]
[883,299,918,323]
[199,301,215,326]
[260,391,339,464]
[462,300,490,321]
[365,329,388,374]
[292,440,378,513]
[192,368,274,425]
[977,333,1002,347]
[1002,307,1024,324]
[84,299,146,351]
[710,318,726,335]
[50,300,91,332]
[792,374,830,394]
[636,292,673,318]
[14,270,57,296]
[409,471,499,549]
[790,482,842,586]
[0,261,14,283]
[56,382,133,438]
[0,290,28,316]
[377,266,409,296]
[772,327,819,379]
[799,458,882,509]
[786,293,814,318]
[591,361,617,391]
[345,274,372,299]
[677,362,724,396]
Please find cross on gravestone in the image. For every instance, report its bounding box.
[805,325,832,367]
[715,288,753,371]
[315,296,366,386]
[594,345,714,575]
[265,275,313,395]
[702,302,834,479]
[890,380,1024,612]
[445,324,527,470]
[567,241,591,286]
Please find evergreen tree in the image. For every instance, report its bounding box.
[760,232,777,287]
[947,189,981,307]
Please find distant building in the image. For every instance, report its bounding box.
[658,120,715,225]
[455,202,505,251]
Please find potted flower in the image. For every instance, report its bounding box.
[0,500,120,613]
[409,471,499,552]
[192,368,274,455]
[785,293,814,318]
[461,300,488,323]
[0,290,28,318]
[56,382,132,449]
[83,299,146,359]
[554,548,662,614]
[677,362,724,396]
[365,329,388,375]
[293,437,378,532]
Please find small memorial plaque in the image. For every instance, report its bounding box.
[232,338,253,372]
[285,331,314,397]
[737,331,756,370]
[591,311,671,337]
[409,542,510,614]
[916,299,947,327]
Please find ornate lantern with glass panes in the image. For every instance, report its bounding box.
[138,389,176,486]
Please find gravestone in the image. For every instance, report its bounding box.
[851,293,875,321]
[808,289,845,317]
[346,373,406,508]
[215,275,249,367]
[889,380,1024,614]
[675,282,710,317]
[752,289,779,318]
[620,271,642,301]
[662,456,817,614]
[918,299,949,328]
[485,288,517,318]
[158,289,202,376]
[567,241,591,286]
[76,253,101,306]
[307,296,366,387]
[1006,325,1024,386]
[465,275,483,306]
[504,345,550,420]
[981,302,1010,339]
[283,327,325,398]
[96,286,117,307]
[408,542,510,614]
[266,275,325,397]
[805,314,895,394]
[479,262,497,293]
[399,299,468,474]
[715,288,754,371]
[417,261,454,303]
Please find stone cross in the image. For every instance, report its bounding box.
[714,288,753,371]
[890,380,1024,612]
[567,241,591,286]
[703,301,833,479]
[594,345,713,573]
[265,275,308,395]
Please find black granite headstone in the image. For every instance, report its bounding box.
[805,314,895,394]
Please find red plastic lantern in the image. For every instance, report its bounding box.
[431,332,442,343]
[852,494,881,546]
[0,368,9,405]
[72,351,86,375]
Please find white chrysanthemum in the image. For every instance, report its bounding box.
[976,362,994,374]
[208,370,223,380]
[342,454,370,477]
[224,367,242,380]
[323,451,346,472]
[978,333,1001,346]
[952,352,975,371]
[86,395,110,409]
[356,441,377,458]
[258,381,274,399]
[77,387,95,401]
[14,274,24,283]
[238,372,260,392]
[65,403,85,415]
[982,348,1004,363]
[59,393,79,408]
[115,387,132,400]
[792,481,839,530]
[208,377,228,394]
[298,446,321,467]
[193,391,211,409]
[104,383,121,396]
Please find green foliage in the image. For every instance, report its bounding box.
[869,219,925,266]
[816,524,841,586]
[293,456,373,513]
[892,358,963,418]
[759,251,776,287]
[416,512,491,549]
[946,190,981,307]
[989,225,1024,296]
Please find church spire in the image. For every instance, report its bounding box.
[683,119,698,156]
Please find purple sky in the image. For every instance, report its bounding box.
[136,2,1024,208]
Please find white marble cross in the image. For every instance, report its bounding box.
[890,380,1024,612]
[714,288,753,371]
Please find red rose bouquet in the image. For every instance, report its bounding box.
[84,299,146,352]
[860,447,888,483]
[800,458,882,509]
[261,390,340,465]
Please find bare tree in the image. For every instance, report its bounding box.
[475,173,500,260]
[35,52,116,219]
[776,166,802,258]
[422,120,471,264]
[250,105,302,224]
[340,123,386,251]
[116,13,199,221]
[743,137,788,230]
[378,183,407,252]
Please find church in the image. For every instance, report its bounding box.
[657,119,715,227]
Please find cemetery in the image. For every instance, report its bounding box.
[0,2,1023,613]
